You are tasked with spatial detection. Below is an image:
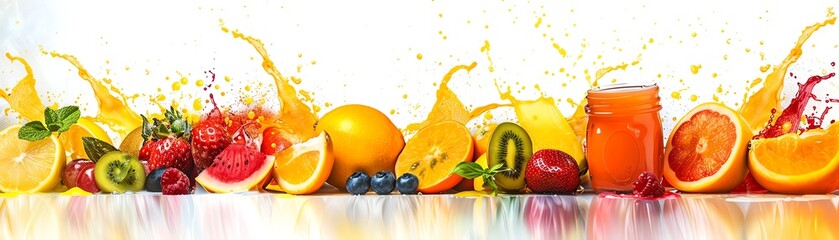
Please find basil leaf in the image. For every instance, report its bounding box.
[450,162,484,179]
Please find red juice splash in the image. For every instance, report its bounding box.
[203,69,216,91]
[756,73,836,139]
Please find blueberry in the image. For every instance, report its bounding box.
[396,173,419,194]
[145,167,168,192]
[370,171,396,195]
[345,171,370,195]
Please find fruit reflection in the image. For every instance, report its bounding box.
[662,195,744,239]
[745,196,839,239]
[587,195,663,239]
[524,195,585,239]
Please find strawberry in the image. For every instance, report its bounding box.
[139,141,154,161]
[633,171,665,198]
[191,104,231,171]
[525,149,581,194]
[140,107,194,173]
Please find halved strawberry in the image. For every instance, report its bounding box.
[191,103,232,170]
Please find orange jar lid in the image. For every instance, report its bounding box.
[585,83,661,116]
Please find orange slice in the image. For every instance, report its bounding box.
[749,123,839,194]
[0,125,66,193]
[663,103,751,193]
[396,120,474,193]
[272,131,334,194]
[58,118,111,161]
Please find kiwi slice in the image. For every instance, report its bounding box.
[487,122,533,192]
[94,151,146,193]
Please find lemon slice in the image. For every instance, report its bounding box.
[0,125,65,193]
[58,117,111,161]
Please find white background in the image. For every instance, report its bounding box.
[2,0,839,143]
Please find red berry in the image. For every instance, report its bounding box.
[191,119,231,170]
[161,168,190,195]
[146,137,194,173]
[260,126,294,155]
[525,149,581,194]
[731,172,768,194]
[633,171,665,198]
[139,141,154,161]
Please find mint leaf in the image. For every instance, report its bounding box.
[55,106,80,132]
[82,137,119,163]
[18,121,51,141]
[450,162,484,179]
[47,123,62,132]
[44,108,58,126]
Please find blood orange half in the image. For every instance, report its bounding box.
[663,103,751,193]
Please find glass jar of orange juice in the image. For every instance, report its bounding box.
[585,83,663,193]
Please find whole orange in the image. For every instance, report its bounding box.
[472,123,497,160]
[314,104,405,191]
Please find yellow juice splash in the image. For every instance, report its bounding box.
[0,53,49,122]
[406,62,507,132]
[44,50,143,137]
[739,11,836,134]
[222,27,318,139]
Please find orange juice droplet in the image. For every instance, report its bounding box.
[222,27,317,138]
[690,64,702,74]
[0,53,49,121]
[739,13,836,134]
[44,51,143,136]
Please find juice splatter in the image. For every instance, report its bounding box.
[480,40,495,72]
[43,50,143,137]
[0,53,49,121]
[739,12,836,134]
[222,26,318,138]
[757,73,835,138]
[496,84,584,163]
[405,62,508,132]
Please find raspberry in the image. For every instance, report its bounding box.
[633,171,664,198]
[731,172,768,194]
[161,168,191,195]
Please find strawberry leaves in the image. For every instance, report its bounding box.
[18,106,80,141]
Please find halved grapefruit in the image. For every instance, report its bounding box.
[749,123,839,194]
[663,103,751,193]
